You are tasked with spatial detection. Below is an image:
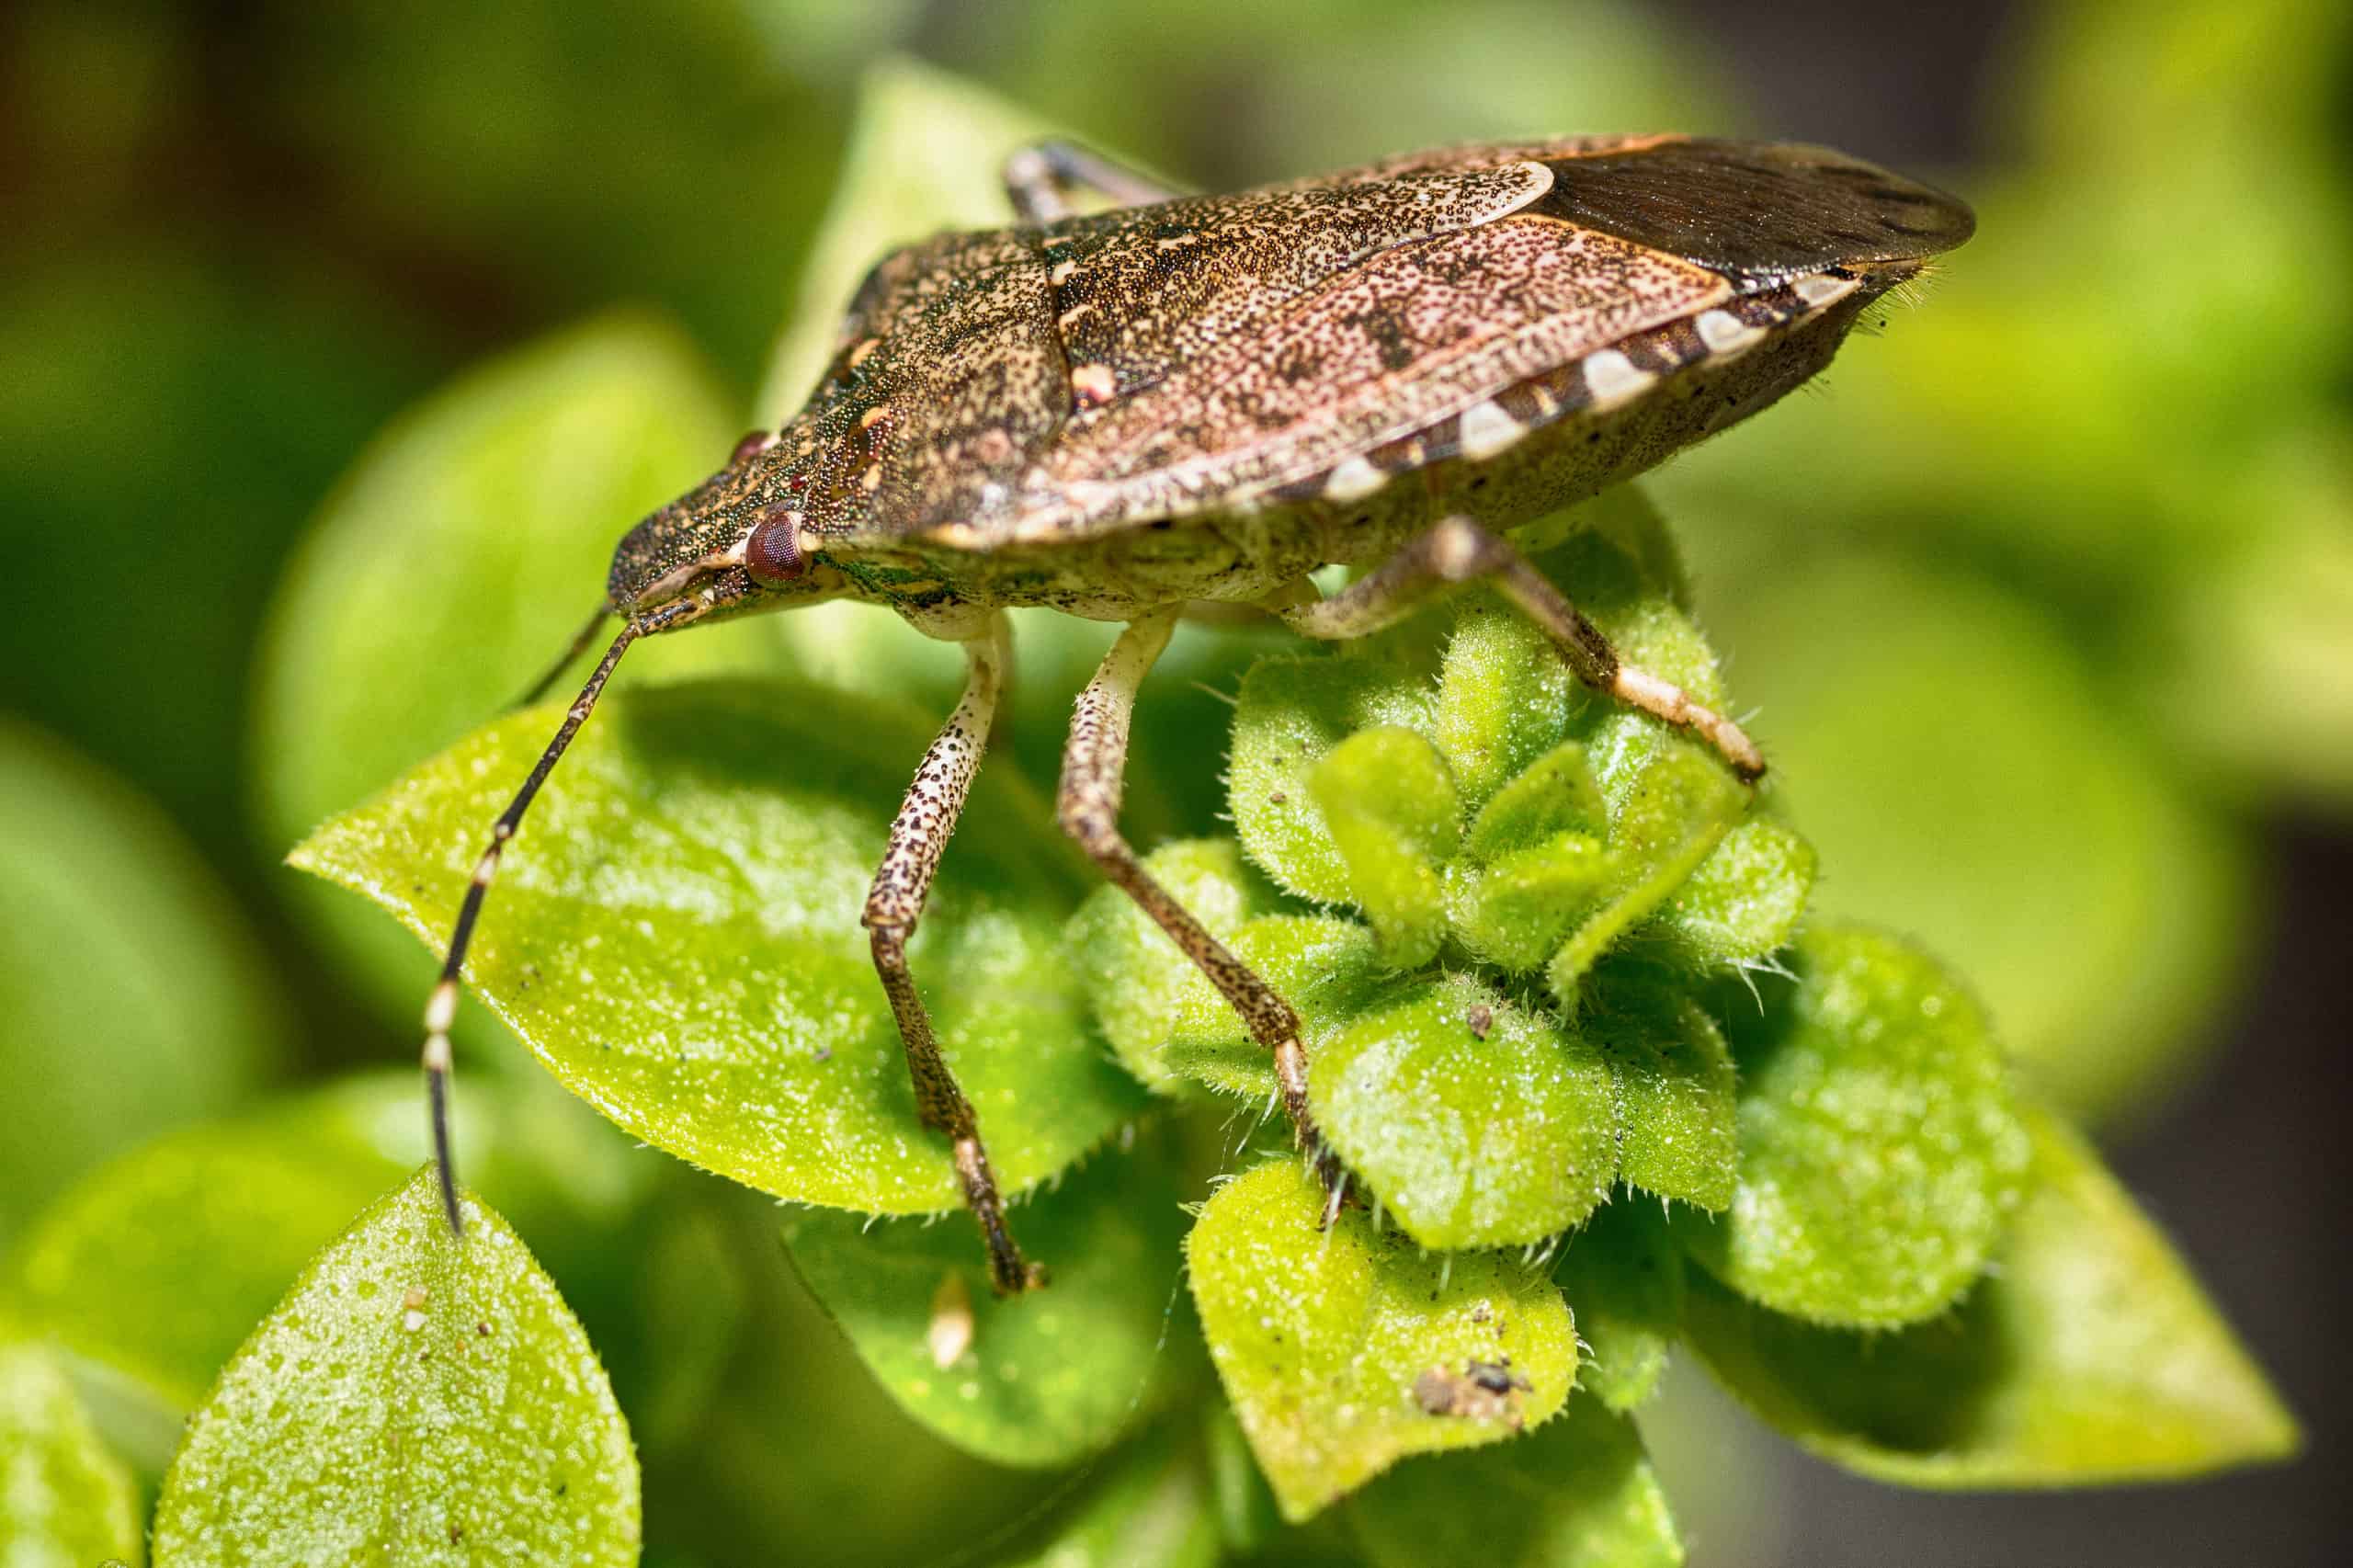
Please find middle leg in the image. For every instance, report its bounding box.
[863,614,1040,1295]
[1058,609,1347,1217]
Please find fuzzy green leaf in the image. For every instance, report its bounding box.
[1348,1401,1682,1568]
[292,679,1145,1214]
[1165,914,1386,1099]
[1678,926,2029,1327]
[1187,1161,1576,1521]
[1311,976,1616,1249]
[1449,831,1616,971]
[1429,598,1578,811]
[152,1169,637,1564]
[1589,982,1738,1211]
[1310,726,1461,968]
[1684,1106,2300,1485]
[1230,656,1438,904]
[1554,1202,1687,1414]
[779,1146,1187,1469]
[1650,817,1816,971]
[0,1337,142,1568]
[1548,733,1746,999]
[1461,739,1608,860]
[1066,838,1276,1092]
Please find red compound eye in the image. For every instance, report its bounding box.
[745,506,807,585]
[731,428,777,465]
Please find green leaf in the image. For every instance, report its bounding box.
[999,1424,1219,1568]
[1548,734,1746,1000]
[1187,1161,1577,1521]
[1684,1105,2300,1485]
[1165,914,1386,1099]
[1461,740,1608,861]
[291,678,1145,1213]
[0,1337,142,1568]
[779,1145,1188,1469]
[152,1169,637,1564]
[1230,655,1438,904]
[254,314,780,1041]
[0,719,285,1243]
[1588,982,1738,1212]
[1348,1402,1682,1568]
[1449,832,1616,971]
[1677,925,2029,1328]
[1553,1202,1686,1414]
[1310,976,1616,1249]
[1429,597,1577,811]
[1067,839,1277,1092]
[1310,727,1461,968]
[1649,816,1816,972]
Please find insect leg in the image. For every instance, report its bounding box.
[861,614,1040,1295]
[1281,517,1766,781]
[1059,609,1348,1220]
[1002,140,1183,224]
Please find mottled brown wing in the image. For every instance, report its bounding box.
[819,154,1564,541]
[1035,159,1557,417]
[984,136,1967,542]
[1006,215,1728,539]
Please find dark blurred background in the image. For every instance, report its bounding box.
[3,2,2346,1563]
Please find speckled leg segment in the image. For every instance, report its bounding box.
[1280,517,1766,781]
[1002,139,1183,224]
[862,615,1040,1295]
[1058,610,1347,1221]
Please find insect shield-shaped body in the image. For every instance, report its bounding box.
[423,136,1973,1295]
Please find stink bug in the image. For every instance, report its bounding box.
[415,135,1972,1293]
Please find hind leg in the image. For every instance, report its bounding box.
[862,615,1040,1294]
[1281,517,1765,780]
[1057,609,1347,1218]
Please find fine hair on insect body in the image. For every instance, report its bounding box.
[409,133,1973,1293]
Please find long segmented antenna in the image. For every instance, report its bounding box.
[421,577,745,1236]
[508,603,613,710]
[423,617,642,1235]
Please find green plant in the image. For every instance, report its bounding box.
[0,62,2302,1568]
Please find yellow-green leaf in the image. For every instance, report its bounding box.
[291,678,1145,1214]
[1187,1161,1576,1521]
[1311,976,1616,1249]
[1684,1106,2300,1485]
[779,1146,1187,1468]
[152,1170,637,1564]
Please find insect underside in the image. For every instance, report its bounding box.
[410,133,1974,1294]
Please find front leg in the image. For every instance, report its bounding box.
[1058,609,1347,1219]
[1282,517,1767,781]
[862,615,1040,1294]
[1002,139,1184,223]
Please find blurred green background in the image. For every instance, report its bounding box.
[2,1,2346,1563]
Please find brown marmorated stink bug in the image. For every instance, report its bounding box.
[414,135,1972,1294]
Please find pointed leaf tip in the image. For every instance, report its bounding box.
[153,1168,638,1565]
